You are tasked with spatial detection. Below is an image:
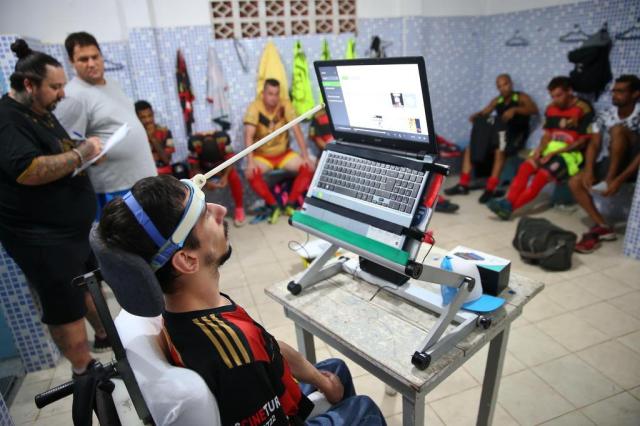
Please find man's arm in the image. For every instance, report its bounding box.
[470,98,498,122]
[17,137,101,186]
[513,93,539,116]
[244,124,259,174]
[581,133,601,187]
[604,150,640,196]
[531,131,551,161]
[147,131,172,165]
[277,340,343,404]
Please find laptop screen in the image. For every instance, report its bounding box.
[315,57,437,156]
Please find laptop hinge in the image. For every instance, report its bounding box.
[337,140,430,161]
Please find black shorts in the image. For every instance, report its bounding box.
[492,120,528,156]
[3,240,96,325]
[542,155,570,182]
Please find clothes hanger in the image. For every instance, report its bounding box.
[103,58,125,72]
[559,24,590,43]
[616,17,640,40]
[233,38,249,73]
[505,30,529,47]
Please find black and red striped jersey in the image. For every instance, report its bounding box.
[162,295,313,426]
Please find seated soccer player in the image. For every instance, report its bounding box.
[244,79,315,224]
[188,131,246,227]
[487,76,594,220]
[135,100,176,176]
[569,75,640,253]
[445,74,538,203]
[97,176,386,426]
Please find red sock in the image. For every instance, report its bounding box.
[486,176,499,192]
[507,161,536,204]
[459,172,471,187]
[289,165,313,205]
[227,168,244,209]
[512,169,552,210]
[248,169,277,206]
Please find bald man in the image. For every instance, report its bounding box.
[445,74,538,203]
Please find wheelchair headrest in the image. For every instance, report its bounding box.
[89,224,165,317]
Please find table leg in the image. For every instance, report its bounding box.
[295,324,316,364]
[477,325,510,426]
[402,394,425,426]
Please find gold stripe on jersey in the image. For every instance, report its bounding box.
[209,315,251,364]
[201,315,243,367]
[193,317,234,368]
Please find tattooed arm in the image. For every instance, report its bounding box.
[16,137,101,186]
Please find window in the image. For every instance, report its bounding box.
[210,0,356,39]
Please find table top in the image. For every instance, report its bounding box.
[265,248,545,394]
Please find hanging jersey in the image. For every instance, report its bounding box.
[593,103,640,161]
[162,296,314,426]
[244,99,297,157]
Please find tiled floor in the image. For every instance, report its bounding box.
[8,192,640,425]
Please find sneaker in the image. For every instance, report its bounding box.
[283,205,297,217]
[233,208,246,227]
[249,206,270,224]
[92,334,111,353]
[575,232,601,254]
[444,183,469,196]
[268,206,282,224]
[435,199,459,213]
[588,224,616,241]
[487,198,512,220]
[478,190,496,204]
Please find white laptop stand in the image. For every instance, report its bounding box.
[286,222,491,371]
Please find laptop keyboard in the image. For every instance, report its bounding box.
[315,152,424,214]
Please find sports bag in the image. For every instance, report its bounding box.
[512,217,577,271]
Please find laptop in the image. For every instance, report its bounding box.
[300,57,442,256]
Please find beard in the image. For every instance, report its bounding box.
[204,220,232,268]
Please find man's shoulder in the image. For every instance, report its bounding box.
[64,77,90,94]
[0,97,26,124]
[574,98,594,115]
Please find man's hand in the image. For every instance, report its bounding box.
[540,154,554,165]
[78,137,102,162]
[603,178,622,197]
[145,123,157,138]
[210,174,229,189]
[501,108,516,122]
[581,171,595,191]
[247,157,261,177]
[317,371,344,404]
[302,155,315,170]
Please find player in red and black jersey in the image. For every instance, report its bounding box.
[487,76,594,220]
[98,175,386,426]
[135,100,176,175]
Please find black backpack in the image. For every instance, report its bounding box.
[568,29,612,100]
[512,217,577,271]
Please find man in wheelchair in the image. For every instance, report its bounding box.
[97,175,386,425]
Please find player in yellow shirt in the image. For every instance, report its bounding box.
[244,79,314,223]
